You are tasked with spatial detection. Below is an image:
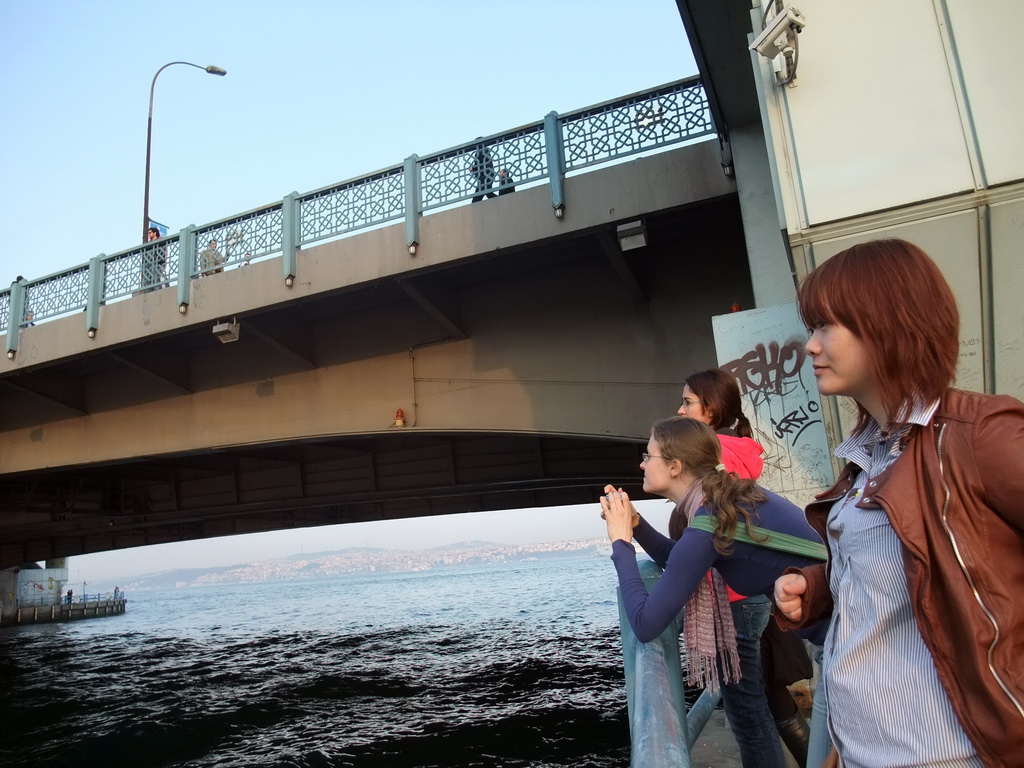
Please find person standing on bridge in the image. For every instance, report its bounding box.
[142,226,168,292]
[772,239,1024,767]
[199,239,224,276]
[497,167,515,195]
[601,416,824,768]
[468,140,496,202]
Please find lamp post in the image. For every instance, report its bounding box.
[143,62,227,241]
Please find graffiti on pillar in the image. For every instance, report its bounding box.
[713,303,833,504]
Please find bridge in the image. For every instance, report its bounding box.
[0,76,758,570]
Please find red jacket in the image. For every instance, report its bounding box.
[717,433,764,480]
[779,388,1024,767]
[717,433,764,602]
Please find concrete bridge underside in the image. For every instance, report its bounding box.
[0,143,756,568]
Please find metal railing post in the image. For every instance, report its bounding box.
[619,558,691,767]
[281,191,299,286]
[5,279,25,358]
[686,687,721,750]
[177,225,196,313]
[86,257,104,335]
[544,111,566,218]
[404,154,421,255]
[618,558,724,766]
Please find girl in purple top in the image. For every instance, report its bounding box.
[601,416,821,768]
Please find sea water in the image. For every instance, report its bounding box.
[0,554,633,768]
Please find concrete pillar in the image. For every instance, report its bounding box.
[0,570,16,622]
[731,123,797,307]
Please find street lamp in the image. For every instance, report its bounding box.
[143,62,227,241]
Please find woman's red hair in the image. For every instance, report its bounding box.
[798,239,959,432]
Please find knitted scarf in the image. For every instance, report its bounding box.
[677,481,742,692]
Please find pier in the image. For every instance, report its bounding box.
[1,594,127,627]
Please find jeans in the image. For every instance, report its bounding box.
[806,643,833,768]
[719,595,788,768]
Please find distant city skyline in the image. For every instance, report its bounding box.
[92,536,615,593]
[71,499,675,584]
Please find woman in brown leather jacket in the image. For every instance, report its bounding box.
[772,239,1024,768]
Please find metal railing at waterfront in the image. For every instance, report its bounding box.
[18,591,126,606]
[3,596,128,626]
[1,77,714,352]
[620,559,721,766]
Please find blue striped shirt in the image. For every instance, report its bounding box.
[823,401,983,768]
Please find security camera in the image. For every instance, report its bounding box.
[749,6,806,59]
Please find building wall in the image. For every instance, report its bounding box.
[18,567,67,605]
[750,0,1024,416]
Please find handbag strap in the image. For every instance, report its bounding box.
[688,514,828,561]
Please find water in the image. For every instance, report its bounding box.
[0,555,634,768]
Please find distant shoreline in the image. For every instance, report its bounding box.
[100,538,611,593]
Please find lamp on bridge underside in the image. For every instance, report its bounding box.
[212,318,240,343]
[616,220,647,250]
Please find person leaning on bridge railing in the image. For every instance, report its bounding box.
[142,227,168,292]
[601,416,826,768]
[468,140,496,203]
[199,238,224,276]
[773,239,1024,768]
[497,167,515,195]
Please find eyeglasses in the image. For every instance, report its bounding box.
[641,453,666,463]
[679,397,701,408]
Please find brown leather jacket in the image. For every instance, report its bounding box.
[780,388,1024,767]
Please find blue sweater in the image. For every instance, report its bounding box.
[612,489,822,642]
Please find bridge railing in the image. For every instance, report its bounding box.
[2,76,714,351]
[561,78,714,172]
[299,168,403,246]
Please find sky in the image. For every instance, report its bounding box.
[1,0,697,583]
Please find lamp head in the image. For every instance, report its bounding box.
[206,65,227,76]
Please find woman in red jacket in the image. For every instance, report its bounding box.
[774,239,1024,767]
[680,369,813,766]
